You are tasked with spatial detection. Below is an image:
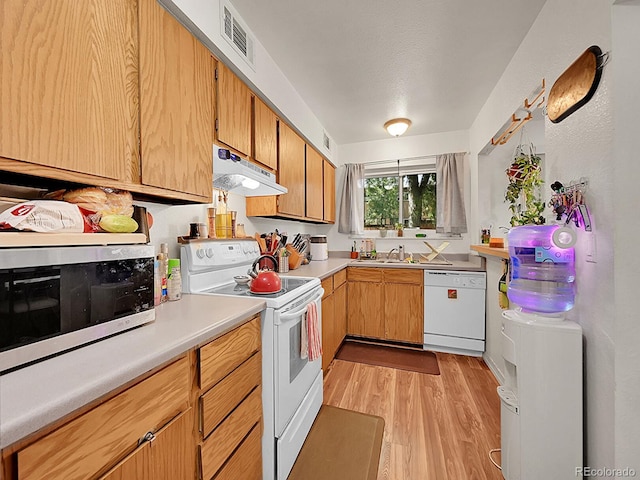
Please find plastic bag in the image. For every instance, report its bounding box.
[0,200,99,233]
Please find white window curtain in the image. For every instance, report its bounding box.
[338,163,365,235]
[436,153,467,234]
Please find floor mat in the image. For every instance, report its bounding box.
[288,405,384,480]
[335,340,440,375]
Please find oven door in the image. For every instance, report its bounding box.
[273,287,324,437]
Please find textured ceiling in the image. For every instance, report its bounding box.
[229,0,547,145]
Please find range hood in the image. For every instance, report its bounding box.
[213,145,287,197]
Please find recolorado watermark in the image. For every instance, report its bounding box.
[576,466,637,477]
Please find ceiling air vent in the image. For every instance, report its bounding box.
[221,3,255,70]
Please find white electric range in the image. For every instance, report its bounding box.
[180,239,323,480]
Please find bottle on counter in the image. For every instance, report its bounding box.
[167,258,182,301]
[158,243,169,303]
[153,259,162,306]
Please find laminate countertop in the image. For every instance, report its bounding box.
[283,254,485,280]
[0,294,265,449]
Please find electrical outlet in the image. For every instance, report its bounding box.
[586,233,597,263]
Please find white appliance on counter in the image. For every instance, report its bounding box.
[423,270,487,356]
[499,310,582,479]
[180,239,323,480]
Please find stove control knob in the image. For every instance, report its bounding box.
[196,248,205,259]
[206,248,214,258]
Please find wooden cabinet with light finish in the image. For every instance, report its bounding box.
[347,267,384,339]
[276,122,306,217]
[246,123,336,223]
[100,408,195,480]
[0,0,215,203]
[216,62,252,157]
[321,270,348,371]
[139,0,214,200]
[0,0,138,183]
[253,97,278,171]
[323,160,336,223]
[197,315,262,480]
[246,121,306,218]
[321,276,335,371]
[15,356,191,480]
[347,267,423,344]
[306,146,324,220]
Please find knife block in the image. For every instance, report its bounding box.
[285,244,304,270]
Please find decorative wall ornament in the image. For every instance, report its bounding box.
[547,45,610,123]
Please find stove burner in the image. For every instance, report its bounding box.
[249,288,286,296]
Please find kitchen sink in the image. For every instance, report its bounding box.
[353,258,406,264]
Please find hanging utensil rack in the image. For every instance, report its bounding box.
[489,79,546,147]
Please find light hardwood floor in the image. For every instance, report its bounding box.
[323,352,503,480]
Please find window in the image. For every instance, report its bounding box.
[364,164,437,229]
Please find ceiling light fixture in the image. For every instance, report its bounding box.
[384,118,412,137]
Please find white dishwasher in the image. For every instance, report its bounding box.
[423,270,486,356]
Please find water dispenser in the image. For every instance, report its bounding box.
[499,224,583,479]
[507,225,576,313]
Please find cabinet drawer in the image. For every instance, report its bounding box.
[17,356,190,480]
[347,267,382,282]
[383,268,423,284]
[321,276,333,298]
[200,387,262,480]
[213,423,262,480]
[334,268,347,288]
[200,316,261,391]
[201,352,261,438]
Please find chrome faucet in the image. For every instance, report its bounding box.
[386,245,405,262]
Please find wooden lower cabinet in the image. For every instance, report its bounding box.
[347,281,384,339]
[321,270,348,371]
[384,283,423,343]
[321,291,336,371]
[347,267,423,344]
[5,315,263,480]
[100,408,195,480]
[198,315,262,480]
[334,281,347,344]
[15,357,190,480]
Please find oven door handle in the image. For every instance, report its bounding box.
[275,288,324,324]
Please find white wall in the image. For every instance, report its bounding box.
[477,117,545,235]
[328,130,471,255]
[471,0,623,470]
[139,192,322,259]
[612,1,640,472]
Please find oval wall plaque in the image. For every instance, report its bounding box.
[547,45,606,123]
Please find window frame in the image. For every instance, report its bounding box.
[364,162,437,231]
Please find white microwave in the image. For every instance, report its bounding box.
[0,244,155,373]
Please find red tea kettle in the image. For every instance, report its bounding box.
[248,254,281,294]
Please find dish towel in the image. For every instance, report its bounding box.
[306,302,322,362]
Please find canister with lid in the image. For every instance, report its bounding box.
[310,235,328,261]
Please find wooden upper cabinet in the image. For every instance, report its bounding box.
[139,0,214,200]
[277,122,306,217]
[0,0,138,181]
[305,146,324,220]
[253,97,277,171]
[323,160,336,223]
[216,62,252,156]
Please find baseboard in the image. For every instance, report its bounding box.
[483,353,504,384]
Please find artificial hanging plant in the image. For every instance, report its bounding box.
[505,142,546,226]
